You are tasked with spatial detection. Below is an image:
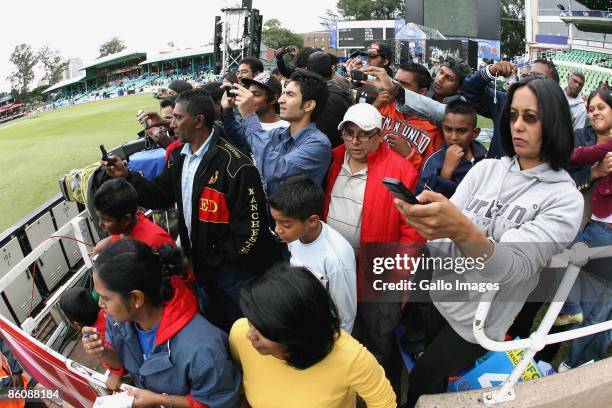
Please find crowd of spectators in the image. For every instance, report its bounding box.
[48,41,612,408]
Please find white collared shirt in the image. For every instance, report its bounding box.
[180,130,214,240]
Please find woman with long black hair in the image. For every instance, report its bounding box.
[395,76,584,407]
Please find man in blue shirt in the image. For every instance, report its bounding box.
[220,70,332,196]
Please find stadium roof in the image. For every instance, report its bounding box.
[0,103,22,114]
[139,46,214,65]
[574,0,610,10]
[43,74,87,93]
[81,50,147,70]
[559,10,612,34]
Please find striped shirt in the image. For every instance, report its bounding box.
[327,153,367,254]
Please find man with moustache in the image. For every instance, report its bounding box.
[103,88,276,331]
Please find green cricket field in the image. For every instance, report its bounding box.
[0,94,159,231]
[0,94,495,232]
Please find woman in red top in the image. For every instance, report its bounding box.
[558,88,612,371]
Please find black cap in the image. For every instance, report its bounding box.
[307,51,333,79]
[242,72,283,97]
[168,80,193,94]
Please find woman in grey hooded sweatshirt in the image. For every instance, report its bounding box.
[396,76,584,407]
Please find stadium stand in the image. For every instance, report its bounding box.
[0,96,25,122]
[554,64,611,95]
[40,48,219,112]
[41,70,217,111]
[548,49,612,96]
[552,49,612,68]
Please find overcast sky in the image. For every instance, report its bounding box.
[0,0,334,93]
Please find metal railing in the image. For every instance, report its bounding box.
[2,207,611,405]
[473,243,612,405]
[0,212,94,346]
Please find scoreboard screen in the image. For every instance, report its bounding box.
[424,0,478,37]
[338,27,385,48]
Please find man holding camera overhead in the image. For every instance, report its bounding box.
[346,41,394,105]
[220,70,331,196]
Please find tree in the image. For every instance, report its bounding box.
[500,0,526,58]
[98,37,126,58]
[38,46,69,86]
[335,0,404,20]
[261,19,303,50]
[7,44,38,100]
[319,8,340,30]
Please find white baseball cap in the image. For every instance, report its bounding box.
[337,103,383,131]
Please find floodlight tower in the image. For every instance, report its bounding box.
[213,0,263,75]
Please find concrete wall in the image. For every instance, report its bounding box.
[416,356,612,408]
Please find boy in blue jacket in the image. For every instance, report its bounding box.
[416,100,487,197]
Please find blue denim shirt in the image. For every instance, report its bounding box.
[221,111,331,195]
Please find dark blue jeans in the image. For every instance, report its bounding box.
[562,221,612,366]
[197,262,254,333]
[561,221,612,314]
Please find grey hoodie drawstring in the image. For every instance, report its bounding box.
[493,71,498,104]
[486,162,511,237]
[486,157,540,237]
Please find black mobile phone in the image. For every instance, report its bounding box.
[224,85,234,97]
[100,144,110,163]
[382,177,419,205]
[351,70,366,82]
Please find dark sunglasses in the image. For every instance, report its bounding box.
[509,111,540,124]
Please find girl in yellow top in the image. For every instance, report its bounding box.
[229,264,396,408]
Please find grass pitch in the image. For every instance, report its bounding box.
[0,94,496,232]
[0,94,159,231]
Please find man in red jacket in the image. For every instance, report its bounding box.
[324,103,425,396]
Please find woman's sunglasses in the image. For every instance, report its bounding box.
[509,111,540,125]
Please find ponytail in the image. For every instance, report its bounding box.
[95,239,189,307]
[155,244,189,302]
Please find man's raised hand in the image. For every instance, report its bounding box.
[102,155,128,178]
[232,83,258,117]
[137,111,170,129]
[489,61,516,78]
[362,66,395,93]
[220,85,236,113]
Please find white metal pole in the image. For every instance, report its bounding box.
[71,216,93,269]
[525,0,533,54]
[478,243,612,405]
